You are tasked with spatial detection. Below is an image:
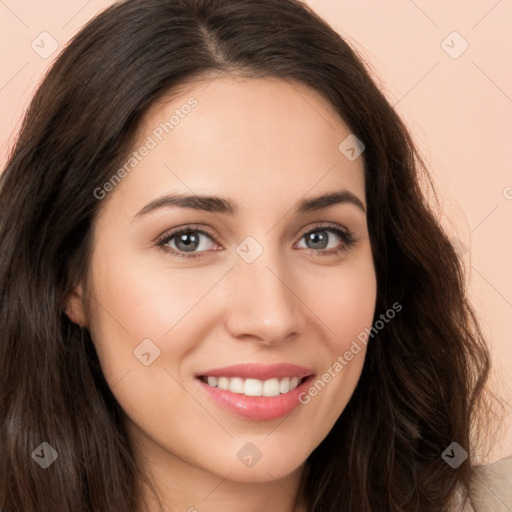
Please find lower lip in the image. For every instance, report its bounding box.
[197,375,315,421]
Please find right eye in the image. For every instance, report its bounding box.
[156,226,220,259]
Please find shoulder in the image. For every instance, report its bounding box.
[470,455,512,511]
[451,456,512,512]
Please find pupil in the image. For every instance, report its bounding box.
[177,232,198,251]
[308,231,327,249]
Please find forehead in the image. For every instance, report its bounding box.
[105,75,366,218]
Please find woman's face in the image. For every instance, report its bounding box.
[68,76,376,489]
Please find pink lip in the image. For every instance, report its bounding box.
[195,363,316,421]
[196,363,314,380]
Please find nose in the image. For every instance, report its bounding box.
[224,246,306,346]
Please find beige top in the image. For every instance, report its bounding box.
[452,456,512,511]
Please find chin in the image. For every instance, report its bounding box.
[208,451,307,484]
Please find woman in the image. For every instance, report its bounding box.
[0,0,508,511]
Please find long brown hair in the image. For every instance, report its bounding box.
[0,0,497,510]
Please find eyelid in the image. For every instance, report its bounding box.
[297,221,352,240]
[155,223,218,245]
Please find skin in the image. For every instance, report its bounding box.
[67,75,377,512]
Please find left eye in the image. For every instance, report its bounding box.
[297,228,346,251]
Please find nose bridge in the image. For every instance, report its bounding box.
[225,237,304,343]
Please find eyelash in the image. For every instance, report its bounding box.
[156,222,357,260]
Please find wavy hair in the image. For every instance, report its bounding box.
[0,0,498,510]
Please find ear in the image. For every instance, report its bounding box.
[65,283,87,327]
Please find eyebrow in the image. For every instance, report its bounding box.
[132,189,366,221]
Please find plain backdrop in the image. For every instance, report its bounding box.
[1,0,511,463]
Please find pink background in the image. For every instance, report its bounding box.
[1,0,511,463]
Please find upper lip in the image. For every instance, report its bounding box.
[196,363,315,381]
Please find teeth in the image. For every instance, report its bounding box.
[202,375,305,396]
[279,377,290,393]
[218,377,229,390]
[262,378,280,397]
[229,377,244,394]
[207,376,218,387]
[244,378,263,396]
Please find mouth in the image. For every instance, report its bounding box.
[195,363,316,421]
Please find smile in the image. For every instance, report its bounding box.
[199,375,305,396]
[195,363,316,421]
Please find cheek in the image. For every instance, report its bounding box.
[311,255,377,353]
[85,243,232,397]
[302,254,376,415]
[88,244,217,341]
